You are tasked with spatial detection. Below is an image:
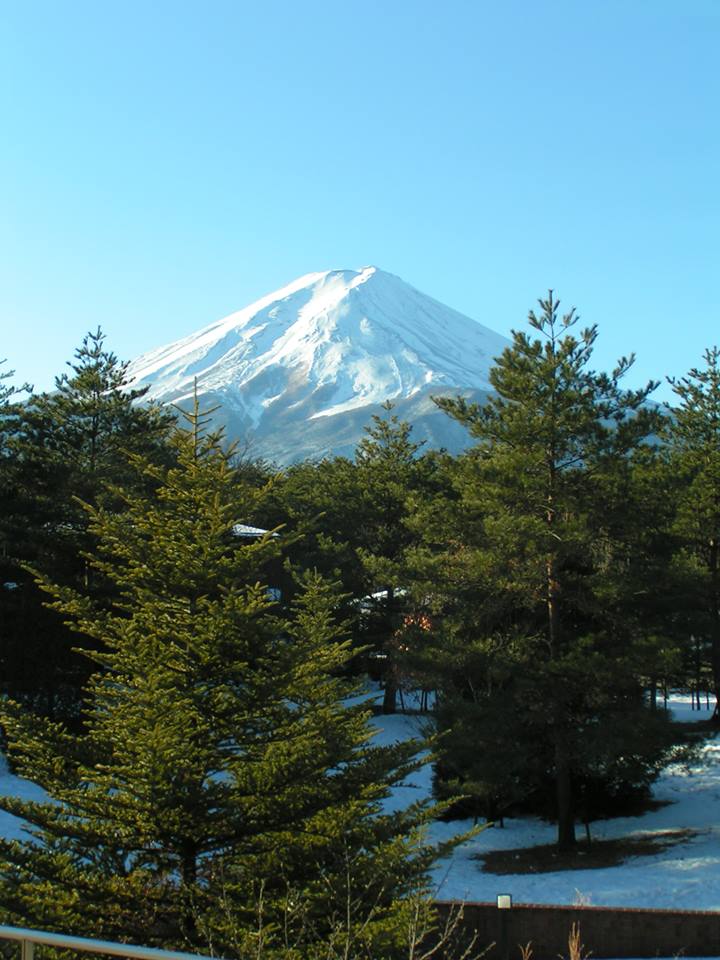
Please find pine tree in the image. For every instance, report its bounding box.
[0,403,439,958]
[434,291,672,850]
[665,347,720,719]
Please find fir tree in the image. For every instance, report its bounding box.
[268,404,440,712]
[0,361,31,703]
[354,403,427,713]
[1,329,174,715]
[0,403,439,958]
[0,357,30,526]
[263,455,367,611]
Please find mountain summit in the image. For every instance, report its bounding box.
[127,267,509,463]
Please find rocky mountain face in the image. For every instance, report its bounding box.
[126,267,509,463]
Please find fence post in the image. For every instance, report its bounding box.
[497,894,512,960]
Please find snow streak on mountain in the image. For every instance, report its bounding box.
[127,267,509,463]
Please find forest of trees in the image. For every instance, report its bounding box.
[0,297,717,956]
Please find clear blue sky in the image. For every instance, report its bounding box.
[1,0,718,402]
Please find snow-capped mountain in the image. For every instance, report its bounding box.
[127,267,509,463]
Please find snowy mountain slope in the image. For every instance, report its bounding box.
[127,267,509,462]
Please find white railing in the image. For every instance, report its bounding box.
[0,925,226,960]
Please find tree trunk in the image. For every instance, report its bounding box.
[382,678,397,714]
[180,840,198,939]
[547,551,575,850]
[554,731,576,851]
[710,539,720,723]
[545,440,575,851]
[382,585,397,714]
[711,679,720,723]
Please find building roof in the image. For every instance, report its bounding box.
[231,523,279,539]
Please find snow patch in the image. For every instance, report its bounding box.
[373,694,720,910]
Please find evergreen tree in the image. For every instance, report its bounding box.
[0,361,32,702]
[1,330,174,715]
[263,455,368,607]
[268,404,441,712]
[22,326,173,518]
[0,357,30,527]
[665,347,720,719]
[0,404,439,958]
[434,292,674,849]
[354,403,428,713]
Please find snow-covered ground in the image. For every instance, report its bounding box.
[0,693,718,912]
[0,753,47,841]
[372,692,720,910]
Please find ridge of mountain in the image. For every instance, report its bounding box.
[127,267,509,463]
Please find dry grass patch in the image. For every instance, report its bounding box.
[478,828,696,874]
